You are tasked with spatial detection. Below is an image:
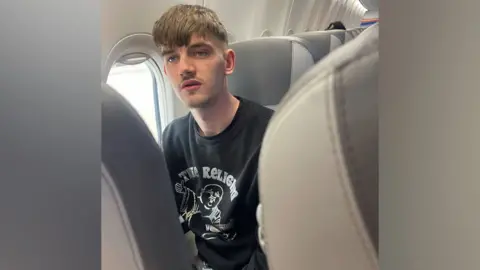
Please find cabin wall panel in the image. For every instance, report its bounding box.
[102,0,198,65]
[287,0,317,33]
[205,0,258,41]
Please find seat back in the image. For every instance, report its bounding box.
[293,30,345,62]
[353,27,364,36]
[258,24,379,270]
[344,29,355,43]
[228,36,315,109]
[101,83,192,270]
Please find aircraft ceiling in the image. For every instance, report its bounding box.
[359,0,378,11]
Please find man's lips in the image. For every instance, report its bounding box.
[180,79,202,90]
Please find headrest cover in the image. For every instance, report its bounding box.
[345,29,357,42]
[228,37,314,106]
[258,24,379,270]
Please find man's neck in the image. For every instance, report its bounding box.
[191,91,240,137]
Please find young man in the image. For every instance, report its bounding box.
[152,4,272,270]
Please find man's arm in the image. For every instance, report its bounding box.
[242,173,269,269]
[243,240,269,270]
[243,203,269,270]
[161,123,191,234]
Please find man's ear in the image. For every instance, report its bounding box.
[163,65,167,75]
[224,49,235,75]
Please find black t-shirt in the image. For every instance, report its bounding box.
[162,96,273,270]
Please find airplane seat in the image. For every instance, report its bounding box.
[293,29,345,62]
[345,29,356,43]
[227,36,315,109]
[354,28,364,35]
[257,23,378,270]
[101,83,192,270]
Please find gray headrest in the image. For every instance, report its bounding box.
[228,36,314,107]
[293,30,346,62]
[353,28,363,36]
[101,83,192,270]
[258,24,379,270]
[345,29,357,42]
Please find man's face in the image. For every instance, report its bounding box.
[162,34,235,108]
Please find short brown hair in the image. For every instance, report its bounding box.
[152,4,229,52]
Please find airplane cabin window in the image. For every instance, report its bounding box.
[106,58,163,143]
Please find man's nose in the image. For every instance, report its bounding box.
[179,57,195,77]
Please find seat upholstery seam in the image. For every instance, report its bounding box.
[328,52,378,268]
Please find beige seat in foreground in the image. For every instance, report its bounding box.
[258,23,379,270]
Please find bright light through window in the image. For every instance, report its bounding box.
[106,61,161,142]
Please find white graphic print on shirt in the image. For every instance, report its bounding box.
[175,166,239,241]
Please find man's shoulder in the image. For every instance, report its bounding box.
[241,98,275,121]
[162,113,191,143]
[238,98,275,142]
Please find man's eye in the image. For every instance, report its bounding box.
[195,51,209,57]
[167,56,177,62]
